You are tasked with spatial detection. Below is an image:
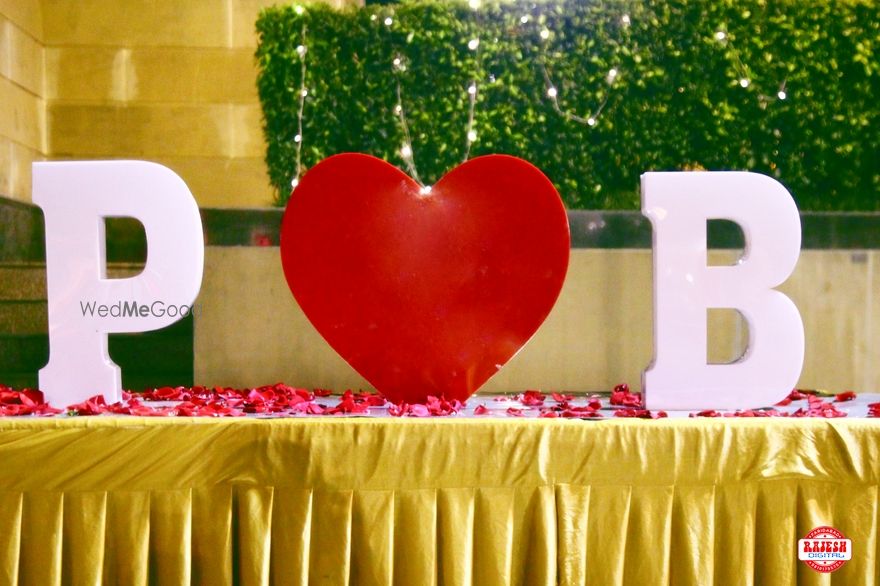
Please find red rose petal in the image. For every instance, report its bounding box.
[518,390,546,406]
[610,383,642,407]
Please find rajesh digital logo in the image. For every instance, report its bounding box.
[798,526,851,573]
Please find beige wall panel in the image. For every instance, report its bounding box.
[0,136,11,196]
[0,77,43,151]
[42,153,272,206]
[780,250,870,392]
[7,20,43,95]
[45,46,119,101]
[9,140,40,200]
[0,18,10,80]
[195,246,370,390]
[42,0,230,48]
[482,250,653,393]
[869,252,880,392]
[195,248,878,395]
[194,249,656,393]
[230,103,264,158]
[47,103,120,155]
[0,0,43,41]
[128,48,257,104]
[49,103,234,157]
[0,137,42,202]
[150,155,273,207]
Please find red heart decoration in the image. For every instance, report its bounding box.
[280,154,570,403]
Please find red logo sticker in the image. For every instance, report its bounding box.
[798,526,851,573]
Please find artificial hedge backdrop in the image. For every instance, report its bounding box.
[256,0,878,210]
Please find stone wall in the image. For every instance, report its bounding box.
[0,0,45,202]
[1,0,359,207]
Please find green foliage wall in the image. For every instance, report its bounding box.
[256,0,879,210]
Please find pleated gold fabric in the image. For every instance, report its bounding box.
[0,417,878,585]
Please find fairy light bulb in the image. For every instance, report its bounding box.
[715,31,727,41]
[301,88,309,97]
[296,45,306,57]
[420,185,433,195]
[468,84,477,96]
[291,177,300,188]
[384,17,393,26]
[540,29,550,40]
[294,134,302,143]
[400,144,412,158]
[607,68,618,83]
[394,104,402,115]
[739,78,750,88]
[467,130,477,142]
[468,38,480,51]
[294,5,304,15]
[587,117,597,126]
[621,14,631,26]
[393,57,401,67]
[777,90,787,100]
[520,15,530,24]
[546,86,557,98]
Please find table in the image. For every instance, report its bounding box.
[0,415,878,585]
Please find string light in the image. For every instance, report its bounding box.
[367,8,795,196]
[389,0,487,178]
[291,23,308,189]
[287,6,796,199]
[542,60,614,129]
[715,27,790,114]
[462,1,488,162]
[776,80,788,101]
[393,82,423,184]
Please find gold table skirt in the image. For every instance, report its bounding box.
[0,417,878,585]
